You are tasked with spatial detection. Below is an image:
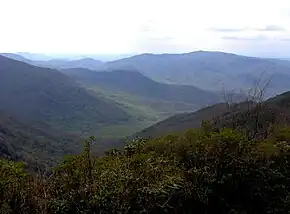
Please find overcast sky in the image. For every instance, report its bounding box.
[1,0,290,57]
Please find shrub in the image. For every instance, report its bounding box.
[1,127,289,213]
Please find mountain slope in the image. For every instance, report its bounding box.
[61,68,220,110]
[0,56,130,134]
[0,53,32,64]
[134,103,228,137]
[135,91,290,138]
[60,68,222,138]
[103,51,290,95]
[0,111,79,166]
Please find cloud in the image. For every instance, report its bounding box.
[209,28,247,32]
[210,25,286,33]
[139,20,155,32]
[253,25,286,32]
[222,35,268,41]
[146,36,175,41]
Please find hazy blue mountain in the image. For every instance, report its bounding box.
[0,53,32,63]
[103,51,290,95]
[67,54,135,61]
[0,55,130,134]
[61,68,220,109]
[1,53,104,70]
[36,58,103,70]
[5,51,290,96]
[16,52,56,61]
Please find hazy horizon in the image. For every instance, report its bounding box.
[1,0,290,58]
[2,50,290,62]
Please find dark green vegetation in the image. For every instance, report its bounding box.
[1,97,290,213]
[0,112,79,167]
[0,56,130,134]
[104,51,290,95]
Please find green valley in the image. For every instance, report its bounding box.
[61,68,221,137]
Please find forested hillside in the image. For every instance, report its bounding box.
[1,90,290,213]
[2,0,290,212]
[136,91,290,138]
[1,53,290,213]
[0,56,135,166]
[0,56,131,134]
[0,111,79,167]
[62,68,220,112]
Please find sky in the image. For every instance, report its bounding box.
[1,0,290,57]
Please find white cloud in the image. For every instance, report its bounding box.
[0,0,289,55]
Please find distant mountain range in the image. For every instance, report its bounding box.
[15,52,134,61]
[15,52,55,61]
[103,51,290,95]
[3,51,290,97]
[0,53,103,70]
[36,58,103,70]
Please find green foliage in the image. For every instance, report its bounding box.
[1,126,290,213]
[0,159,33,213]
[0,112,80,166]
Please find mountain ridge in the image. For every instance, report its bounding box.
[135,91,290,138]
[61,68,220,107]
[0,53,103,70]
[102,51,290,95]
[3,51,290,96]
[0,55,130,134]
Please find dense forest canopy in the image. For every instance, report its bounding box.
[1,123,290,213]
